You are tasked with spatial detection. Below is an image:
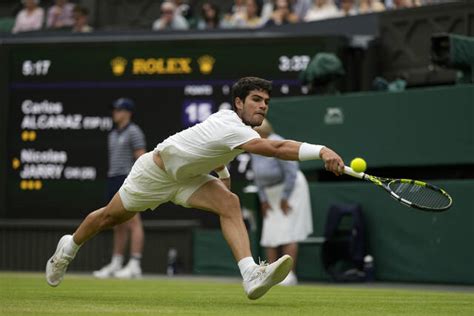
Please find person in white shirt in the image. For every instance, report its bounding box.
[45,77,345,300]
[152,1,189,31]
[46,0,75,29]
[12,0,44,34]
[304,0,340,22]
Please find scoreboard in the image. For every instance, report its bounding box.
[1,33,347,220]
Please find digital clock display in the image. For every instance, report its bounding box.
[21,60,52,76]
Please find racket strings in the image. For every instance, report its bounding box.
[389,182,451,209]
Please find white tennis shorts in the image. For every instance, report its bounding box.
[118,152,214,212]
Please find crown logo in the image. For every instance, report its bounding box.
[197,55,215,75]
[111,57,127,76]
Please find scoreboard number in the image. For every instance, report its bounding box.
[278,55,310,72]
[22,60,52,76]
[183,101,213,127]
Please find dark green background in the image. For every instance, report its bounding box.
[267,85,474,169]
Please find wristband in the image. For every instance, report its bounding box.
[216,167,230,179]
[298,143,324,161]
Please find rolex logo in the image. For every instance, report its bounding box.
[197,55,215,75]
[111,57,127,76]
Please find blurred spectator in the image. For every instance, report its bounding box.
[358,0,385,13]
[264,0,299,27]
[339,0,357,16]
[197,1,221,30]
[227,0,248,17]
[304,0,339,22]
[290,0,312,21]
[261,0,310,24]
[232,0,263,28]
[260,0,274,24]
[12,0,44,34]
[72,5,93,33]
[221,0,248,28]
[152,1,189,30]
[46,0,75,30]
[172,0,194,21]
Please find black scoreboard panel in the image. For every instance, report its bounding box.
[2,34,347,221]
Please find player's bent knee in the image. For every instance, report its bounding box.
[216,192,241,217]
[97,212,116,230]
[98,208,133,230]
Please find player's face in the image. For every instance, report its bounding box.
[236,90,269,127]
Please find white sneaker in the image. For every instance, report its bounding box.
[243,254,293,300]
[279,270,298,286]
[114,261,142,279]
[93,262,122,279]
[46,235,74,287]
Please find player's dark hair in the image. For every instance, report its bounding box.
[231,77,272,111]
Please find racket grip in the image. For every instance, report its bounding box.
[344,166,365,179]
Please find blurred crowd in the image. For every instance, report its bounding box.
[11,0,91,33]
[8,0,457,34]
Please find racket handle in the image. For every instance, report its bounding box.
[344,166,365,179]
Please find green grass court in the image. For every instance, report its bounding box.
[1,272,473,315]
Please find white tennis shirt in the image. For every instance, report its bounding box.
[154,110,260,181]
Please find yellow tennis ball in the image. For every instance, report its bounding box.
[350,157,367,173]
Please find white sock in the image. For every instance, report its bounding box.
[111,254,124,266]
[63,235,81,258]
[131,253,142,260]
[238,257,257,281]
[128,255,141,267]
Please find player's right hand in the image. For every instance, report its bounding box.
[320,147,344,176]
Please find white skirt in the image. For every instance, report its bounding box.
[260,171,313,247]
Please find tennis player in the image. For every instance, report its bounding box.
[46,77,345,300]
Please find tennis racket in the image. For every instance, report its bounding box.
[343,166,452,212]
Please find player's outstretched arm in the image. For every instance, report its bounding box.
[239,138,300,160]
[240,138,344,175]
